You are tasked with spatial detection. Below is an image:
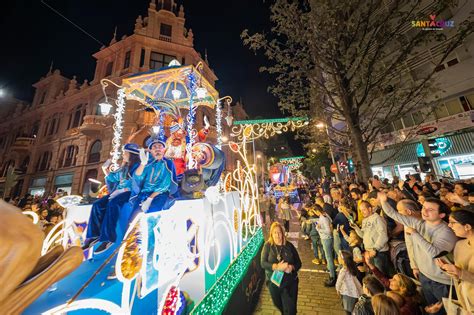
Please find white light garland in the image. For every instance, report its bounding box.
[110,88,126,171]
[216,101,223,149]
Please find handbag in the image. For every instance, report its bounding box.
[442,278,473,315]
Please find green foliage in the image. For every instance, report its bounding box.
[302,147,332,179]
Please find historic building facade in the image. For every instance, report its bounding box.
[0,0,244,198]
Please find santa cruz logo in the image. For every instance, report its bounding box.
[412,14,455,30]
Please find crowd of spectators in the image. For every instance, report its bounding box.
[261,174,474,315]
[5,190,67,235]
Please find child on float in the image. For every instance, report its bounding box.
[83,143,141,254]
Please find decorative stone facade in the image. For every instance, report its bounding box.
[0,0,246,198]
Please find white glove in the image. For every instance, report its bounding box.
[109,188,126,199]
[102,159,112,174]
[139,148,149,165]
[141,197,153,212]
[103,159,112,169]
[203,115,210,129]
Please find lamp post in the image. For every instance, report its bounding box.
[316,122,340,182]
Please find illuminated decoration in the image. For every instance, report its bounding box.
[110,88,127,171]
[116,214,144,281]
[231,117,309,141]
[23,210,39,224]
[195,87,207,99]
[225,100,234,127]
[279,156,305,163]
[171,89,182,100]
[56,195,82,208]
[191,228,263,315]
[279,156,304,171]
[99,101,113,116]
[160,285,185,315]
[28,60,273,314]
[186,69,199,169]
[168,59,182,67]
[215,96,232,149]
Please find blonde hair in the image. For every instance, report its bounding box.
[371,294,400,315]
[268,222,286,246]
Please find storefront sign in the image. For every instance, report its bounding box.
[416,126,437,135]
[330,164,338,173]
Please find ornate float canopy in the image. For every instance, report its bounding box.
[121,63,219,111]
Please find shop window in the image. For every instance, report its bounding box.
[123,51,131,69]
[88,140,102,163]
[445,99,463,115]
[459,96,471,111]
[105,61,113,77]
[150,52,176,70]
[160,23,172,37]
[434,103,449,119]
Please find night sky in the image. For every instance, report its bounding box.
[0,0,303,154]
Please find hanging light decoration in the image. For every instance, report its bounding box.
[195,87,207,99]
[99,101,113,116]
[171,89,181,100]
[225,101,233,127]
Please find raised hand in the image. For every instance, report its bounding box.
[139,148,149,165]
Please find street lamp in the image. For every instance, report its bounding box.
[311,148,317,153]
[316,122,340,182]
[99,101,113,116]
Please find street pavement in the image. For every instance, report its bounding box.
[253,211,345,315]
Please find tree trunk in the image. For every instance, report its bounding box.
[348,123,372,183]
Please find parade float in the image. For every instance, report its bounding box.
[24,61,265,315]
[267,156,305,203]
[19,61,308,315]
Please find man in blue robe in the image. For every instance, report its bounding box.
[126,137,178,220]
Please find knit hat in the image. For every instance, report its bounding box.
[123,143,140,155]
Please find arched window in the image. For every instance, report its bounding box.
[88,140,102,163]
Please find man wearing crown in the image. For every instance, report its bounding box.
[165,116,210,179]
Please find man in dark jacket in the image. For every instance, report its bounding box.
[353,275,385,315]
[315,197,337,220]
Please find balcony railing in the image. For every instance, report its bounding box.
[11,137,35,152]
[159,35,172,42]
[79,115,110,137]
